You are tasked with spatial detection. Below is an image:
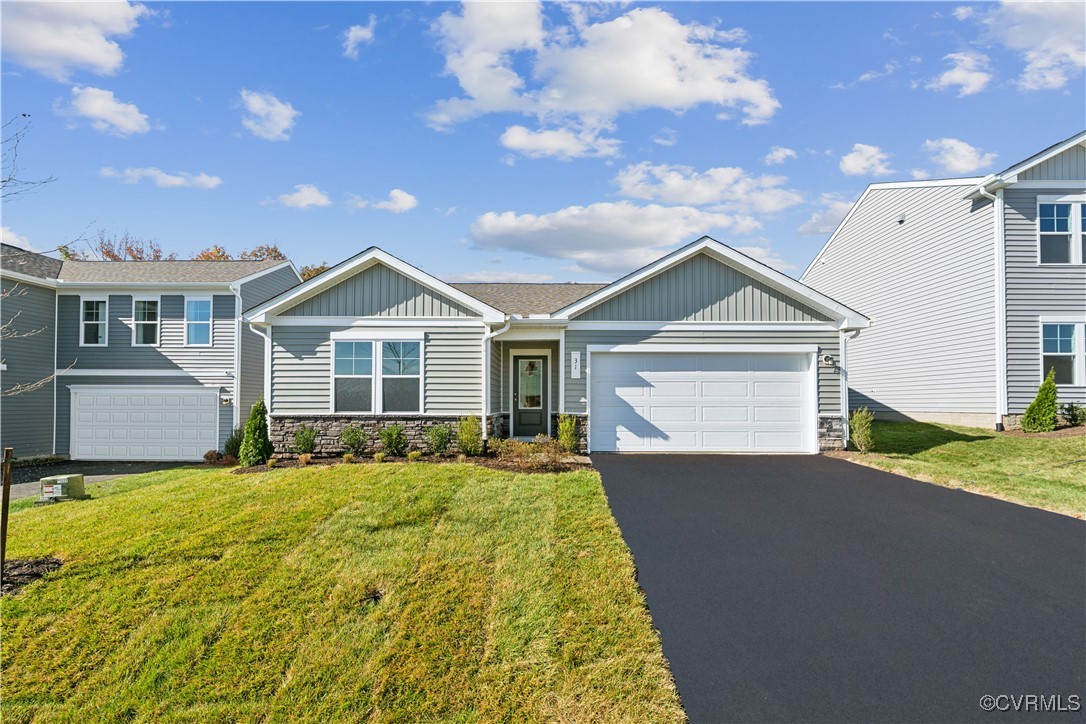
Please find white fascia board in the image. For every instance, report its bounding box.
[997,133,1086,180]
[57,369,195,377]
[566,321,837,332]
[587,343,819,354]
[493,327,563,341]
[964,133,1086,199]
[56,282,234,293]
[0,269,58,288]
[265,316,486,327]
[246,247,506,323]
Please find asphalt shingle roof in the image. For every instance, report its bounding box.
[57,258,286,283]
[1,244,63,280]
[450,282,608,316]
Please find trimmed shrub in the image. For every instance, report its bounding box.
[849,406,874,453]
[342,453,355,464]
[221,454,238,467]
[1060,401,1085,427]
[266,457,278,469]
[557,414,579,454]
[457,416,483,456]
[457,453,467,463]
[533,434,564,467]
[1022,368,1059,432]
[297,453,312,466]
[294,425,318,455]
[425,424,453,456]
[340,425,368,456]
[373,452,385,464]
[378,424,409,457]
[223,425,245,459]
[490,437,530,460]
[204,450,223,465]
[238,398,274,466]
[407,450,422,462]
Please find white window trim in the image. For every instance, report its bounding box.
[78,295,109,347]
[131,295,161,347]
[1036,195,1086,266]
[184,295,214,347]
[1038,317,1086,387]
[328,337,425,415]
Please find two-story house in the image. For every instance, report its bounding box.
[0,244,301,460]
[802,131,1086,429]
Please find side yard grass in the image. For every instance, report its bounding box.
[836,420,1085,517]
[1,464,684,722]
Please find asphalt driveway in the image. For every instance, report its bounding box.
[594,454,1085,723]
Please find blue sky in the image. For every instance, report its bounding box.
[2,1,1083,281]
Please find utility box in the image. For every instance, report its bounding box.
[39,473,88,503]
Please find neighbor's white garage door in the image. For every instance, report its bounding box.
[590,352,814,453]
[70,386,219,461]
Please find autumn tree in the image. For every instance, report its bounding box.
[299,262,330,280]
[59,230,176,261]
[238,243,287,261]
[192,244,232,260]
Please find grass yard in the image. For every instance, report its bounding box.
[0,464,683,722]
[840,421,1086,517]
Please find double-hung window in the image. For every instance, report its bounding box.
[1041,322,1084,386]
[1038,197,1085,264]
[332,338,422,413]
[81,298,107,346]
[133,297,159,346]
[185,297,212,346]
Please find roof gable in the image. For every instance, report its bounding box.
[450,282,607,316]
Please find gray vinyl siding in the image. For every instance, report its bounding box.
[502,340,560,413]
[574,253,830,322]
[270,326,483,415]
[802,184,997,417]
[0,279,56,456]
[54,375,230,455]
[563,329,841,415]
[1004,187,1086,411]
[281,263,476,317]
[489,340,502,414]
[237,266,301,419]
[1017,146,1086,181]
[56,294,237,391]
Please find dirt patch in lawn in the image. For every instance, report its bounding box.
[229,455,592,475]
[2,557,63,596]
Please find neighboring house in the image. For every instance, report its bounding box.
[245,237,869,455]
[0,243,301,460]
[802,131,1086,429]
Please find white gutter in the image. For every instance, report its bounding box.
[480,318,511,439]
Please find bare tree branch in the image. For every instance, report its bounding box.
[2,114,56,201]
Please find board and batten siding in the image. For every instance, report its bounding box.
[281,263,475,317]
[270,326,484,415]
[573,252,831,322]
[802,184,997,419]
[0,278,57,456]
[489,340,502,415]
[1017,145,1086,181]
[237,265,301,418]
[563,329,841,416]
[1003,186,1086,411]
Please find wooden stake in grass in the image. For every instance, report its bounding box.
[1,447,12,583]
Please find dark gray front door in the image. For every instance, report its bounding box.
[513,356,547,437]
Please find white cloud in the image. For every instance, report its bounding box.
[798,193,854,236]
[343,15,377,59]
[911,169,931,180]
[839,143,893,176]
[926,51,992,96]
[499,124,620,160]
[55,86,150,136]
[1,1,149,81]
[922,137,998,174]
[1,227,35,251]
[651,127,678,147]
[100,166,222,189]
[953,6,976,21]
[445,270,555,283]
[350,189,418,213]
[273,184,331,209]
[469,201,760,273]
[978,1,1085,91]
[763,146,797,165]
[831,60,901,89]
[731,238,796,272]
[614,162,803,214]
[239,89,299,141]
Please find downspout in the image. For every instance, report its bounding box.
[841,328,862,448]
[480,318,511,440]
[971,181,1006,431]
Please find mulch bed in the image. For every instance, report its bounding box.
[1001,425,1085,439]
[229,454,591,475]
[2,557,63,596]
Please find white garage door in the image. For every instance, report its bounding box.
[590,352,814,453]
[70,386,220,461]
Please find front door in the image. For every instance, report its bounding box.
[513,356,548,438]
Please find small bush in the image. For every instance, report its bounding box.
[490,437,531,460]
[239,398,274,466]
[342,453,355,464]
[1022,368,1059,433]
[204,450,223,465]
[457,416,483,456]
[557,414,580,454]
[340,425,368,456]
[532,434,564,467]
[221,454,238,467]
[457,453,467,463]
[373,452,385,464]
[297,453,312,466]
[407,450,422,462]
[425,424,453,455]
[294,425,318,455]
[849,406,874,453]
[1060,401,1086,427]
[223,425,244,459]
[378,424,409,457]
[266,457,278,469]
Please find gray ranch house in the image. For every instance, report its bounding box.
[0,245,300,460]
[245,237,869,455]
[802,131,1086,429]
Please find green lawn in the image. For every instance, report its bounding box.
[1,464,683,722]
[845,421,1086,517]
